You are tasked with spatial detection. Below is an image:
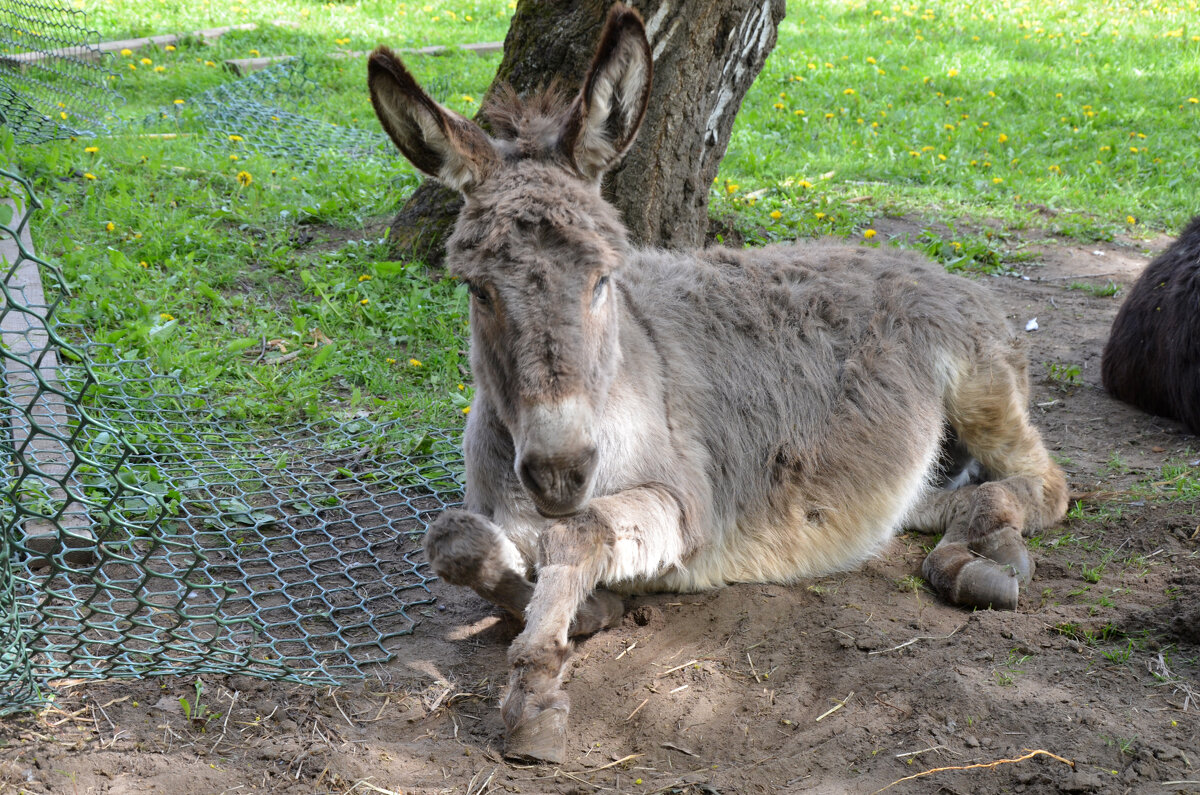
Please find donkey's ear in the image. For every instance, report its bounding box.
[368,47,498,193]
[562,5,653,180]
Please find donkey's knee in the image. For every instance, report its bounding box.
[424,509,532,615]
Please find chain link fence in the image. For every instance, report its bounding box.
[0,1,466,713]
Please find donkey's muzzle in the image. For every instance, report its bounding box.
[518,446,598,517]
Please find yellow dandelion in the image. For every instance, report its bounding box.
[84,145,98,153]
[119,48,132,57]
[725,183,739,194]
[105,221,115,232]
[358,274,372,282]
[947,68,959,77]
[165,44,176,51]
[797,180,813,189]
[462,406,471,415]
[770,210,782,220]
[59,111,68,119]
[386,357,397,364]
[866,56,876,64]
[773,102,785,110]
[359,298,370,306]
[997,133,1008,143]
[794,109,806,116]
[843,88,856,95]
[824,112,834,119]
[154,65,165,72]
[992,177,1003,184]
[230,154,239,161]
[128,63,136,70]
[409,358,423,367]
[1126,215,1136,224]
[173,99,185,105]
[229,134,244,142]
[160,313,174,321]
[140,57,152,65]
[204,60,216,67]
[938,154,947,161]
[139,260,149,268]
[1190,98,1199,104]
[815,212,827,220]
[863,229,877,239]
[457,383,465,390]
[236,171,252,187]
[84,172,96,180]
[461,94,476,103]
[248,49,260,56]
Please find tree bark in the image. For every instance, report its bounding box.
[386,0,784,262]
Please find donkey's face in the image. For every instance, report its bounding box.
[369,6,652,517]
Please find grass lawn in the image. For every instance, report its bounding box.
[4,0,1198,437]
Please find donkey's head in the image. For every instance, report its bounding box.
[369,6,652,517]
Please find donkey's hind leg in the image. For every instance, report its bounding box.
[424,509,624,636]
[910,349,1068,609]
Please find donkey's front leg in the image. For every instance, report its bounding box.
[425,509,625,636]
[502,485,685,763]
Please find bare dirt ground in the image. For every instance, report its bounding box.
[1,224,1197,795]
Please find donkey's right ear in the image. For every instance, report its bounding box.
[368,47,498,193]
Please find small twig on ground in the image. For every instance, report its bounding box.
[615,641,638,660]
[661,742,698,757]
[625,697,650,722]
[1038,271,1119,281]
[655,659,699,677]
[814,691,855,722]
[347,781,403,795]
[895,744,947,759]
[574,753,643,773]
[869,624,965,655]
[872,748,1074,794]
[331,692,355,729]
[465,765,498,795]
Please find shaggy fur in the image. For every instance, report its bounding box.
[1102,216,1200,434]
[369,4,1067,764]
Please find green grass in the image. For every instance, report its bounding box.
[721,0,1200,244]
[6,0,1199,435]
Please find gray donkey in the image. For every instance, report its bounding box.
[368,5,1067,763]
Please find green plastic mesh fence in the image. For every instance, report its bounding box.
[1,165,461,715]
[145,56,395,164]
[0,3,482,715]
[0,0,120,144]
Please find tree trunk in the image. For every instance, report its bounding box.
[386,0,784,262]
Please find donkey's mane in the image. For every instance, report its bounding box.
[481,83,574,160]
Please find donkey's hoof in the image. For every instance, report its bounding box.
[969,525,1035,585]
[570,589,625,637]
[953,558,1019,610]
[504,703,569,764]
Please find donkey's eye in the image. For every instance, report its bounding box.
[592,275,610,304]
[468,282,490,305]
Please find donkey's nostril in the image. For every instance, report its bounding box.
[518,457,550,499]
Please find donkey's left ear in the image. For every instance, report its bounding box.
[562,5,653,180]
[368,46,498,193]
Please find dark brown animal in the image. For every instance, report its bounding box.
[368,5,1067,763]
[1102,216,1200,433]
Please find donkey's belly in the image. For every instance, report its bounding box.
[640,413,943,593]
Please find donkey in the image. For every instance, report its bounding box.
[368,5,1067,763]
[1102,216,1200,434]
